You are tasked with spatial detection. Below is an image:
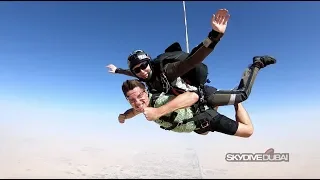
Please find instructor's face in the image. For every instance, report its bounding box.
[132,62,151,79]
[126,87,149,112]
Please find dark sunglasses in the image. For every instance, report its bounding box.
[132,62,149,74]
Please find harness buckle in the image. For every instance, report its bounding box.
[200,120,210,129]
[175,122,183,128]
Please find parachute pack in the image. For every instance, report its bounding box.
[151,42,210,88]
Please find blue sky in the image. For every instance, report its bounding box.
[0,2,319,141]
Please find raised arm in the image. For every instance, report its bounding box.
[118,108,141,123]
[165,9,230,81]
[106,64,136,77]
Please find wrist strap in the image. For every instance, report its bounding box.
[203,30,224,48]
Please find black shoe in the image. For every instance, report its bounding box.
[253,56,276,68]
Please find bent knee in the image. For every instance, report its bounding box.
[235,93,249,103]
[242,127,253,138]
[234,124,254,138]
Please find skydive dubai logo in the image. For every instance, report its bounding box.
[225,148,289,162]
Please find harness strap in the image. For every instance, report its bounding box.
[196,84,207,113]
[188,109,218,129]
[150,93,161,107]
[158,112,179,130]
[159,108,218,131]
[160,73,171,94]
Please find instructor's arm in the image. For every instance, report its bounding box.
[143,91,199,121]
[106,64,135,77]
[165,9,230,81]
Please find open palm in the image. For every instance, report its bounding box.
[211,9,230,34]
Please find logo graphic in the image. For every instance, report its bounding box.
[137,54,149,60]
[225,148,289,162]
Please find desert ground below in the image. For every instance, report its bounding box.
[1,120,320,179]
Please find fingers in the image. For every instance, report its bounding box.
[222,14,230,25]
[213,8,230,25]
[142,108,148,119]
[216,9,227,24]
[106,64,116,69]
[106,64,116,73]
[143,108,156,121]
[143,110,153,121]
[143,113,152,121]
[216,12,223,24]
[118,114,126,123]
[211,14,215,24]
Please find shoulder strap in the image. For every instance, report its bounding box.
[149,93,161,107]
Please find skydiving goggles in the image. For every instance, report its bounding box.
[132,61,149,74]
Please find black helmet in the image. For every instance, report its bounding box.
[127,50,151,70]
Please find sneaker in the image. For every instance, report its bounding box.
[253,56,277,68]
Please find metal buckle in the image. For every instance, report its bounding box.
[200,120,209,128]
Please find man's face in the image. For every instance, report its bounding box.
[126,87,149,112]
[132,61,151,79]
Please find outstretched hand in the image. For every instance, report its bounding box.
[106,64,117,73]
[211,9,230,34]
[118,114,126,124]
